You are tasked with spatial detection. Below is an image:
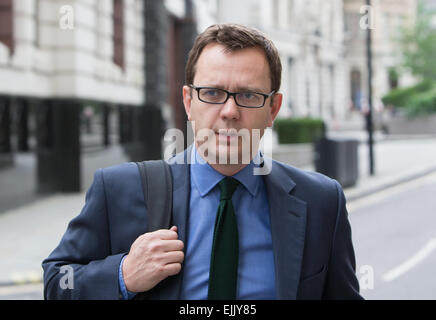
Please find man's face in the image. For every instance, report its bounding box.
[183,43,282,165]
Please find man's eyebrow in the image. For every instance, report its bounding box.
[235,86,264,92]
[202,84,265,92]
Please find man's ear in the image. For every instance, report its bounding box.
[182,85,192,121]
[267,93,283,127]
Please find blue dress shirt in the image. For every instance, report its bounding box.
[119,146,276,300]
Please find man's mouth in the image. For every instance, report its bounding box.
[215,129,239,144]
[215,129,239,136]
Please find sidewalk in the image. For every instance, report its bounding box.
[1,135,436,292]
[342,137,436,201]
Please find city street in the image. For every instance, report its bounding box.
[349,171,436,299]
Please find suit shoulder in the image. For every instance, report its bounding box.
[99,162,138,175]
[271,159,339,193]
[95,162,140,188]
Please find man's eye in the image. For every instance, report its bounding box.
[204,89,220,96]
[241,93,256,99]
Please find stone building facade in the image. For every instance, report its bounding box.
[216,0,347,123]
[0,0,145,103]
[0,0,198,192]
[1,0,423,194]
[344,0,418,114]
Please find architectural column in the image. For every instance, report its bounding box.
[119,105,134,145]
[118,105,125,144]
[36,99,81,193]
[16,98,29,152]
[0,96,13,168]
[141,0,168,160]
[102,104,110,147]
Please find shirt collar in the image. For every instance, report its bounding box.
[190,145,261,198]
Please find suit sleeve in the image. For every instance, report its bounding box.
[42,169,126,300]
[323,180,363,300]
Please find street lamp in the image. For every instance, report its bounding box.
[366,0,375,176]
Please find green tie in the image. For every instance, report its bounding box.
[208,177,240,300]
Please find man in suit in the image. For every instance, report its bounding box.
[42,24,362,300]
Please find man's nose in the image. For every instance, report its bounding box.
[220,95,240,120]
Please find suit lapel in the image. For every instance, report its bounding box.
[263,160,307,300]
[156,145,192,299]
[168,145,192,250]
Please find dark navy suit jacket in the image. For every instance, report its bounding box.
[42,146,362,300]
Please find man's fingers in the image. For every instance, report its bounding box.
[154,239,184,253]
[162,250,185,265]
[163,263,182,277]
[166,239,184,251]
[142,238,183,255]
[149,228,179,240]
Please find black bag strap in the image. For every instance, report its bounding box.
[135,160,173,232]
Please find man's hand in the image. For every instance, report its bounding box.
[122,226,184,293]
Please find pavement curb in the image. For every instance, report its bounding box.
[0,279,43,288]
[0,271,43,288]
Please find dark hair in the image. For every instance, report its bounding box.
[185,24,282,92]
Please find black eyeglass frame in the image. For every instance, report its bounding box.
[188,84,276,108]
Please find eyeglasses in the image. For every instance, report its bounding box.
[189,85,275,108]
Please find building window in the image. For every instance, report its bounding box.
[0,0,14,54]
[328,64,335,118]
[306,80,311,115]
[113,0,125,70]
[350,69,362,111]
